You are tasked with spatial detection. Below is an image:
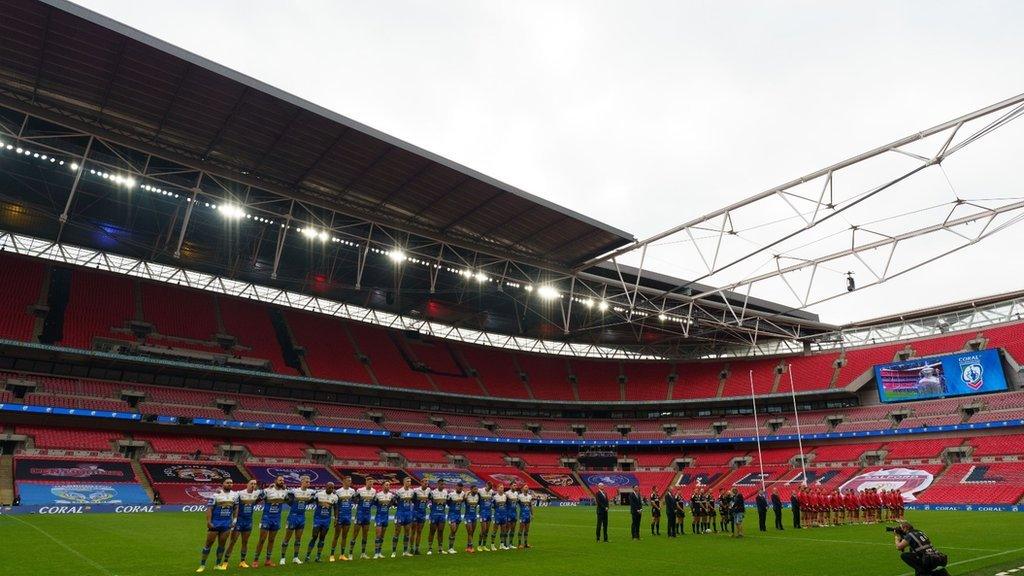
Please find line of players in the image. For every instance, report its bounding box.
[198,474,535,572]
[794,486,905,527]
[646,485,906,536]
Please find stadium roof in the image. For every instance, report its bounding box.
[0,0,838,357]
[0,0,634,269]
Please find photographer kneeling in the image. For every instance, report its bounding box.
[892,521,949,576]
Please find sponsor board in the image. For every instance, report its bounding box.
[0,504,209,515]
[143,462,247,483]
[578,472,639,488]
[246,465,338,486]
[332,467,410,486]
[15,458,136,482]
[407,469,484,487]
[839,468,934,502]
[16,482,152,505]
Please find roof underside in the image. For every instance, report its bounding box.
[0,0,827,357]
[0,0,634,269]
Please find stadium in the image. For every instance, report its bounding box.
[1,1,1023,575]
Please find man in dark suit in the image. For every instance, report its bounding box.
[756,490,769,532]
[664,489,677,537]
[771,488,784,530]
[595,483,609,542]
[790,490,801,529]
[628,490,643,540]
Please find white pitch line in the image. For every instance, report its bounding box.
[758,534,1001,553]
[892,546,1024,576]
[4,515,115,576]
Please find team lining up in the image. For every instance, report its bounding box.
[197,475,535,571]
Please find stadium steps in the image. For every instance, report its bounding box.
[31,264,53,340]
[132,278,144,322]
[131,460,156,502]
[276,312,311,377]
[715,367,728,398]
[511,356,536,400]
[342,323,380,385]
[665,371,676,400]
[0,455,13,505]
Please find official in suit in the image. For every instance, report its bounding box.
[756,490,769,532]
[771,488,784,530]
[664,490,677,537]
[790,492,801,529]
[595,483,609,542]
[628,490,643,540]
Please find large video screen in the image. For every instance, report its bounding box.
[874,348,1008,403]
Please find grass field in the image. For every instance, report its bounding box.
[2,508,1022,576]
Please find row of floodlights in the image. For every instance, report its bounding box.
[1,139,682,321]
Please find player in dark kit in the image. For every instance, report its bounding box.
[649,487,661,536]
[197,478,237,573]
[674,488,686,535]
[719,489,734,534]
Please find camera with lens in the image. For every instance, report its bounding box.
[884,526,904,535]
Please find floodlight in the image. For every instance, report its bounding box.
[536,285,560,300]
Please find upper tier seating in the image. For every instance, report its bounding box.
[810,443,883,463]
[284,310,371,383]
[138,434,222,455]
[622,363,671,401]
[456,344,530,398]
[0,253,45,341]
[219,297,297,375]
[240,440,310,459]
[517,354,573,401]
[61,269,135,348]
[571,360,621,402]
[970,435,1024,457]
[141,282,218,341]
[347,324,433,390]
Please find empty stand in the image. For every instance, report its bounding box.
[571,360,621,402]
[0,253,44,341]
[285,310,371,383]
[347,324,433,390]
[518,354,573,400]
[622,363,671,401]
[141,282,218,341]
[18,426,120,452]
[456,344,530,399]
[219,297,297,375]
[61,269,135,348]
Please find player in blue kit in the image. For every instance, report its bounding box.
[446,482,466,554]
[504,485,519,550]
[252,476,288,567]
[477,482,494,551]
[224,479,260,568]
[372,480,396,559]
[329,476,356,562]
[411,477,430,555]
[392,477,416,557]
[279,475,315,565]
[491,484,508,550]
[349,477,377,559]
[426,480,448,555]
[517,486,534,549]
[463,484,480,553]
[197,478,236,572]
[304,482,338,563]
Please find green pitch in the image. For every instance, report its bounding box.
[1,508,1022,576]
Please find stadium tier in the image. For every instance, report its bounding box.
[5,258,1024,403]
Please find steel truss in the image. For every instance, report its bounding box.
[2,91,1024,357]
[576,92,1024,347]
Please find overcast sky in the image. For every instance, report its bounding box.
[74,0,1024,325]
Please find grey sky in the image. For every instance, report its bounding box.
[74,0,1024,325]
